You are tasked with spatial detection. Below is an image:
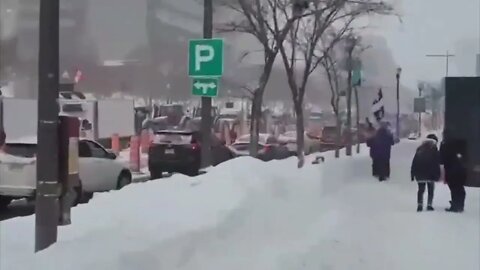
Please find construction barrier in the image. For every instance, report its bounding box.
[223,122,231,145]
[141,130,151,154]
[111,133,120,154]
[129,135,140,173]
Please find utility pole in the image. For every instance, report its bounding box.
[418,86,423,137]
[200,0,213,167]
[426,51,455,77]
[36,0,60,252]
[395,67,401,140]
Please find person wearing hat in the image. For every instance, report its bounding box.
[410,134,441,211]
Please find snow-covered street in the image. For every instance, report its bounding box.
[1,140,479,270]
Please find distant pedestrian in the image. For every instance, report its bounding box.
[440,130,467,213]
[365,126,377,177]
[411,134,441,212]
[367,122,395,181]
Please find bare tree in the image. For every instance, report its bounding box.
[321,44,344,158]
[276,0,392,166]
[218,0,311,156]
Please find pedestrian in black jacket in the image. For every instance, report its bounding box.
[411,134,441,212]
[440,130,467,213]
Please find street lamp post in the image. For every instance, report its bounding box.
[395,67,402,140]
[345,35,357,156]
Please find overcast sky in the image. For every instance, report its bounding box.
[373,0,480,88]
[2,0,479,90]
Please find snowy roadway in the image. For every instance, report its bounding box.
[0,140,479,270]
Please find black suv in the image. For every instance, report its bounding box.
[148,130,233,178]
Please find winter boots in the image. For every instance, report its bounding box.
[417,205,434,212]
[445,201,464,213]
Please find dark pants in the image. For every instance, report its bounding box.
[374,158,390,180]
[417,182,434,206]
[447,182,466,210]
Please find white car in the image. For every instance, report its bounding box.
[278,131,322,155]
[0,137,132,209]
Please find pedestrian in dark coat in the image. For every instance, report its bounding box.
[440,130,467,212]
[411,134,441,212]
[367,123,395,181]
[366,127,377,177]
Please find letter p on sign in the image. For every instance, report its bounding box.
[188,39,224,77]
[195,45,214,71]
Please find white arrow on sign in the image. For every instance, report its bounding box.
[194,81,216,94]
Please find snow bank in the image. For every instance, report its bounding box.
[1,141,479,270]
[0,156,320,270]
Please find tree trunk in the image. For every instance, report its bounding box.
[354,86,360,154]
[248,57,275,156]
[335,111,341,158]
[249,93,262,156]
[294,100,305,168]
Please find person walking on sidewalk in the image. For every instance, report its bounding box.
[365,125,377,177]
[368,122,395,181]
[411,134,441,212]
[440,130,467,213]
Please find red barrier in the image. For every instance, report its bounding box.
[111,133,120,154]
[141,130,151,154]
[129,136,140,173]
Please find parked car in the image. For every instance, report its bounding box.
[156,104,185,126]
[229,134,291,161]
[278,131,322,155]
[148,130,234,179]
[0,137,132,210]
[320,126,344,151]
[142,116,169,133]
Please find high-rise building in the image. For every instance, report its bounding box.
[10,0,94,96]
[16,0,88,71]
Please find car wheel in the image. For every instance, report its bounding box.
[150,170,163,180]
[0,196,12,210]
[185,166,199,177]
[117,171,132,190]
[189,169,199,176]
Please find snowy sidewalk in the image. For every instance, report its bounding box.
[1,141,478,270]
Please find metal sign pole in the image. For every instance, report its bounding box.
[200,0,213,167]
[35,0,60,252]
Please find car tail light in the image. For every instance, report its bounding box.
[191,143,200,150]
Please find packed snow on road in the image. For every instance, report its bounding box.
[1,140,478,270]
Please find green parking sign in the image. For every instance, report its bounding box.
[188,39,224,77]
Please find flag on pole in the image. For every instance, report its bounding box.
[369,88,385,126]
[74,69,83,84]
